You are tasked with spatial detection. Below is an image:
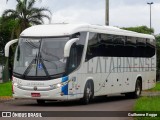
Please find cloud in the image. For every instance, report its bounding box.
[0,0,15,16]
[51,7,105,24]
[42,0,104,10]
[110,2,160,34]
[50,0,160,34]
[110,5,149,26]
[0,0,160,34]
[110,0,160,8]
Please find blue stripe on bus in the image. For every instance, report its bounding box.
[62,76,69,82]
[61,76,69,95]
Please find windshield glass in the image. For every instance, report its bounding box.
[13,37,69,78]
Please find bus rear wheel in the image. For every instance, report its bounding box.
[80,81,93,105]
[125,79,142,99]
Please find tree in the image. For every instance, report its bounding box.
[0,18,18,82]
[1,0,51,82]
[2,0,51,37]
[122,26,154,34]
[0,18,17,57]
[156,35,160,76]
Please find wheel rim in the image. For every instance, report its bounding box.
[86,84,92,101]
[136,83,141,96]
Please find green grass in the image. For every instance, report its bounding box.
[150,82,160,91]
[134,96,160,111]
[0,82,12,96]
[133,82,160,120]
[134,96,160,120]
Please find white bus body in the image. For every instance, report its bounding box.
[8,24,156,104]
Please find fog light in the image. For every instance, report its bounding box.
[60,92,64,96]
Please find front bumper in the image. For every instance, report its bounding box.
[13,86,68,100]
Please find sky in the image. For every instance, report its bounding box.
[0,0,160,34]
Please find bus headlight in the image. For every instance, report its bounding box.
[53,81,68,89]
[56,83,63,88]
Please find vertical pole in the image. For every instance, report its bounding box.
[147,2,153,34]
[150,4,152,30]
[105,0,109,26]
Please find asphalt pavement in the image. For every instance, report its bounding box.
[0,95,135,120]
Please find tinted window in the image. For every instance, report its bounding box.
[113,35,125,45]
[146,38,156,57]
[67,32,87,73]
[86,33,99,60]
[85,32,155,61]
[125,37,136,57]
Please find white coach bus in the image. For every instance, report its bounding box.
[5,23,156,104]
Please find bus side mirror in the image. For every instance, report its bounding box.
[64,38,79,57]
[5,39,18,57]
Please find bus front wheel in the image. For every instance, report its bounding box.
[80,81,94,105]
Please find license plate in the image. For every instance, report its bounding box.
[31,93,41,97]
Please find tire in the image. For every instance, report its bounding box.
[125,80,142,99]
[37,100,45,105]
[80,81,94,105]
[134,80,142,98]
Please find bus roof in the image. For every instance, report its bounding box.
[20,23,155,39]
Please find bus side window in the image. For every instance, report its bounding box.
[67,43,84,73]
[67,44,78,72]
[86,33,99,61]
[67,32,87,73]
[146,38,156,57]
[125,37,136,57]
[136,38,146,57]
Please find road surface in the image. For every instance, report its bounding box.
[0,95,135,120]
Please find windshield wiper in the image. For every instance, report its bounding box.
[23,54,38,77]
[22,53,50,79]
[23,40,40,76]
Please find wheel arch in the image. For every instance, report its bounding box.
[80,78,95,104]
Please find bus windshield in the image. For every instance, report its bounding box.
[13,37,69,78]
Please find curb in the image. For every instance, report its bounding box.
[141,91,160,97]
[0,96,13,102]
